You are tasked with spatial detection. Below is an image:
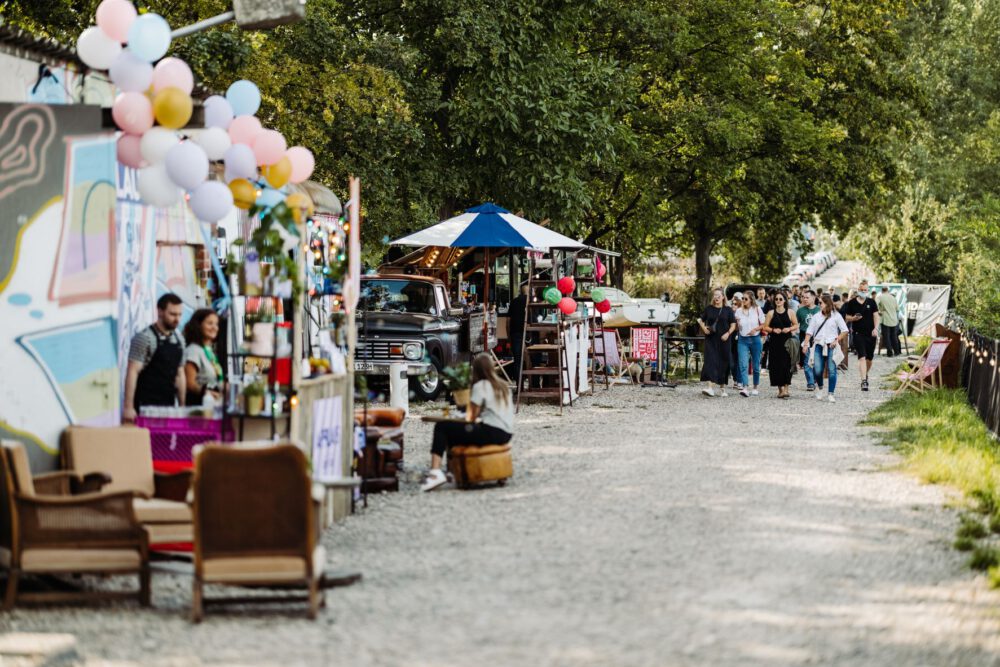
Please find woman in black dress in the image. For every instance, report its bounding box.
[763,293,798,398]
[697,287,737,397]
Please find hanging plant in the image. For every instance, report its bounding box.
[227,201,303,303]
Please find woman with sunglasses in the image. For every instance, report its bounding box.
[734,293,765,396]
[762,292,798,398]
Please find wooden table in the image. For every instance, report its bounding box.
[420,414,478,424]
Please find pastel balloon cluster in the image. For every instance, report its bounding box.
[80,0,317,224]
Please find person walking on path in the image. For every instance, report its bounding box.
[755,286,767,309]
[421,353,514,492]
[728,292,743,390]
[698,287,737,397]
[763,293,798,398]
[834,293,850,371]
[123,293,186,422]
[802,294,850,402]
[795,290,821,391]
[876,286,902,357]
[734,293,765,397]
[842,280,880,392]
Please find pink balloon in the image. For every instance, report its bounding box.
[152,57,193,95]
[96,0,137,43]
[111,92,153,134]
[116,133,144,169]
[285,146,315,183]
[558,297,577,316]
[228,115,263,146]
[252,129,287,166]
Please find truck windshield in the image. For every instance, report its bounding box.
[360,280,438,315]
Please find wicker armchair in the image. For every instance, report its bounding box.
[190,443,325,622]
[0,441,149,609]
[61,426,193,545]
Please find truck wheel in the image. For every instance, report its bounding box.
[410,356,443,401]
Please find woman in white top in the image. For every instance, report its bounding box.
[421,353,513,492]
[734,293,766,396]
[801,294,849,403]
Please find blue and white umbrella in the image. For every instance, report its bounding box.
[390,203,584,250]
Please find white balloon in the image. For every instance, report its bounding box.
[189,181,234,222]
[138,163,181,207]
[165,141,209,191]
[77,26,122,70]
[193,127,232,161]
[108,49,152,92]
[204,95,234,130]
[223,143,257,182]
[140,127,179,165]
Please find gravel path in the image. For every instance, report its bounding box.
[4,356,1000,666]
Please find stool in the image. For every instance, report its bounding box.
[447,444,513,489]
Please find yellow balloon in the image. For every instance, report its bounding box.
[153,87,193,129]
[286,191,315,223]
[263,156,292,189]
[229,178,256,210]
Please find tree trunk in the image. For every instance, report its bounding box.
[694,232,713,309]
[611,244,625,289]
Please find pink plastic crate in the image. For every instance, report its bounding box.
[136,416,230,462]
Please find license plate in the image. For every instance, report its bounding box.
[354,361,376,372]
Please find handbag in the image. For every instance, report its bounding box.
[832,344,846,365]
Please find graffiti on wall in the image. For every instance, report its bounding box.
[0,102,117,468]
[115,164,156,397]
[49,135,117,305]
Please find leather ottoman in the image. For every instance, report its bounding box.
[448,444,512,489]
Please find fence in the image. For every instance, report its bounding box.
[958,327,1000,438]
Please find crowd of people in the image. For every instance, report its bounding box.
[699,279,902,402]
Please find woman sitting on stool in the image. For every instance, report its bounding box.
[421,353,513,492]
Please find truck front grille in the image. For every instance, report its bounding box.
[357,341,405,360]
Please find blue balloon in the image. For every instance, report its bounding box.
[258,187,284,208]
[226,80,261,117]
[127,14,171,63]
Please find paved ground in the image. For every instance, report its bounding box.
[812,259,876,292]
[3,356,1000,666]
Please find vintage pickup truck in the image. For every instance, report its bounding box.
[355,274,496,400]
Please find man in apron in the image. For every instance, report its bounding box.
[123,293,187,422]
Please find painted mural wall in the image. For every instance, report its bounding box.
[0,103,119,468]
[0,103,211,469]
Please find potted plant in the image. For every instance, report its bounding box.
[442,362,472,408]
[243,379,266,416]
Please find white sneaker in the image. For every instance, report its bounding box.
[750,389,759,396]
[702,387,716,397]
[420,469,447,492]
[720,389,728,398]
[739,388,750,397]
[816,392,825,401]
[828,394,836,403]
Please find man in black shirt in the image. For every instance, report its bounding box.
[841,280,880,391]
[508,283,529,387]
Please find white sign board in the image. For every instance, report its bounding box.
[311,396,343,480]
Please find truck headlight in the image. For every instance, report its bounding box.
[403,343,422,360]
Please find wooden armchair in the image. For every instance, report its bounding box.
[190,443,326,622]
[61,426,193,545]
[1,441,149,609]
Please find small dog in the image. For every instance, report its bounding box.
[627,360,647,383]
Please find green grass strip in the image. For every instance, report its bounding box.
[864,389,1000,502]
[864,388,1000,584]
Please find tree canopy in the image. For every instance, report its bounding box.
[2,0,944,315]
